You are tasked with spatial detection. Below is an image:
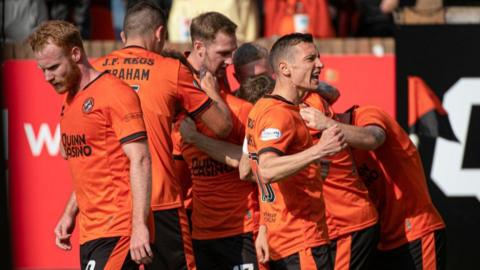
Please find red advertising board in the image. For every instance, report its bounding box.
[4,55,394,269]
[4,60,79,269]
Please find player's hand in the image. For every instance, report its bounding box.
[199,69,220,95]
[255,225,270,264]
[316,125,347,157]
[179,117,199,144]
[300,107,333,131]
[54,212,76,251]
[130,223,153,265]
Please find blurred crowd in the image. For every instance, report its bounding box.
[1,0,412,43]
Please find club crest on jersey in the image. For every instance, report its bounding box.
[82,97,95,114]
[260,128,282,141]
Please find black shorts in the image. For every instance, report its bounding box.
[145,208,195,270]
[80,236,138,270]
[330,223,379,270]
[372,229,446,270]
[193,232,259,270]
[269,244,332,270]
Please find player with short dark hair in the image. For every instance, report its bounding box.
[29,20,153,269]
[246,32,346,269]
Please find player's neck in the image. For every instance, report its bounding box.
[187,51,202,73]
[66,61,99,103]
[79,65,101,90]
[272,79,303,105]
[123,38,151,52]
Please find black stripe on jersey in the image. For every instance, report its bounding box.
[173,154,184,160]
[82,71,108,91]
[188,98,213,119]
[258,147,284,156]
[119,131,147,144]
[264,95,295,105]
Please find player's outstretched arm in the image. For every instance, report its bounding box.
[122,140,153,265]
[180,117,242,168]
[54,192,78,251]
[300,107,386,150]
[258,125,346,183]
[199,70,233,138]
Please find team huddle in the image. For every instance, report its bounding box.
[28,1,446,270]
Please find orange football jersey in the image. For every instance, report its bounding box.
[350,105,445,250]
[60,72,146,244]
[173,93,259,239]
[246,94,329,260]
[94,46,213,211]
[303,92,378,239]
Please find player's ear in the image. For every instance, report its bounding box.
[154,25,165,42]
[279,61,290,77]
[71,46,81,63]
[120,31,126,44]
[193,39,206,58]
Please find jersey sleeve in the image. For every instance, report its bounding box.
[109,83,147,144]
[255,108,296,156]
[176,63,213,118]
[354,106,389,132]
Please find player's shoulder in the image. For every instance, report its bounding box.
[304,91,326,105]
[304,91,331,113]
[250,96,294,125]
[224,92,253,111]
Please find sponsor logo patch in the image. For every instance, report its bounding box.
[260,128,282,141]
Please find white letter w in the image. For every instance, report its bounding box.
[24,123,60,156]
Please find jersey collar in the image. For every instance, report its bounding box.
[264,94,295,106]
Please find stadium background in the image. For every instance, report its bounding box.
[1,1,480,269]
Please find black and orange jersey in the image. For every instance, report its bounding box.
[303,92,378,239]
[246,94,329,260]
[93,46,213,211]
[60,72,146,244]
[350,105,445,250]
[173,93,259,240]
